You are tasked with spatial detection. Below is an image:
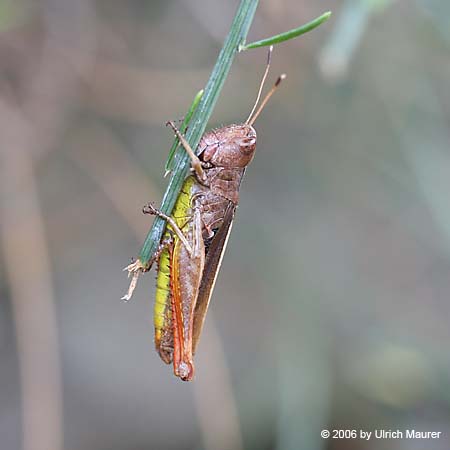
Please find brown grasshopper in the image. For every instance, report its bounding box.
[125,48,285,381]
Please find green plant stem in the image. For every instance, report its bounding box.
[138,0,259,265]
[239,11,331,51]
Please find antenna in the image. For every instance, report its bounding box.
[247,73,286,126]
[245,45,273,125]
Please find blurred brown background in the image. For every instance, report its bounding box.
[1,1,450,449]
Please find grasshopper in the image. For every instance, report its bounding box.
[125,48,285,381]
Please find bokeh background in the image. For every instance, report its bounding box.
[1,1,450,449]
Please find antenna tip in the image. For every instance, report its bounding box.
[275,73,287,87]
[266,45,274,64]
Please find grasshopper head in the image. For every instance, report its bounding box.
[201,124,256,169]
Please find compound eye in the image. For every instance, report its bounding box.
[201,142,219,162]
